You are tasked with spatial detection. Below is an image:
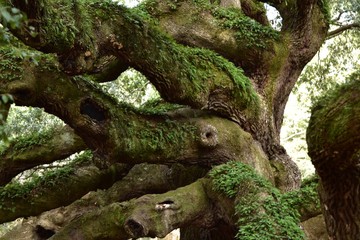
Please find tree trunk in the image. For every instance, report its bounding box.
[307,79,360,239]
[0,0,330,238]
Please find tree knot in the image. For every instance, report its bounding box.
[199,124,218,148]
[124,218,148,238]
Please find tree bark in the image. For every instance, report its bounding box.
[0,163,208,238]
[307,79,360,239]
[0,160,130,224]
[0,125,86,185]
[0,0,332,238]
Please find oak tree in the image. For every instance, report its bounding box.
[0,0,358,239]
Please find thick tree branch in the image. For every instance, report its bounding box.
[5,0,265,134]
[50,179,215,240]
[143,0,275,76]
[270,0,329,133]
[2,161,316,239]
[0,160,130,224]
[0,125,86,186]
[89,58,129,83]
[327,23,360,39]
[0,44,275,175]
[0,163,208,239]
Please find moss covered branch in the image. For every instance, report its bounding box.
[48,179,214,240]
[141,0,277,74]
[0,163,207,239]
[4,0,264,131]
[209,161,318,239]
[0,153,131,224]
[0,125,86,186]
[1,161,320,239]
[0,44,275,171]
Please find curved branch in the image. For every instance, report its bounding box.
[327,23,360,39]
[0,161,131,224]
[0,163,207,239]
[0,44,275,176]
[270,0,329,133]
[0,125,86,186]
[50,179,214,240]
[5,0,264,133]
[89,57,129,83]
[144,0,275,74]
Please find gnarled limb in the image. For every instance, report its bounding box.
[0,0,312,191]
[5,0,260,116]
[0,160,130,224]
[49,179,215,240]
[0,125,86,186]
[0,164,209,239]
[0,44,274,176]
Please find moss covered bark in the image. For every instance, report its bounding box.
[0,163,207,239]
[0,0,332,238]
[307,79,360,239]
[0,156,130,224]
[0,44,276,173]
[0,125,86,185]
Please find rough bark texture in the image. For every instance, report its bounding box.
[0,125,86,185]
[307,79,360,239]
[301,214,328,240]
[0,0,331,239]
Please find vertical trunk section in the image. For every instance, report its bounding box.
[307,79,360,239]
[319,174,360,239]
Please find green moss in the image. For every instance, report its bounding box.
[0,151,92,210]
[188,0,279,49]
[35,0,77,49]
[212,7,279,49]
[109,6,260,113]
[210,161,305,240]
[186,47,259,106]
[159,42,259,109]
[9,128,54,152]
[139,99,185,115]
[0,43,58,84]
[283,175,320,216]
[312,78,360,143]
[0,47,24,82]
[317,0,331,24]
[29,0,95,51]
[125,119,197,158]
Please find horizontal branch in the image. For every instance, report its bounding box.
[0,163,208,239]
[0,44,275,174]
[145,0,275,72]
[1,162,318,239]
[50,179,214,240]
[0,160,131,223]
[5,0,264,131]
[0,125,86,186]
[327,23,360,39]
